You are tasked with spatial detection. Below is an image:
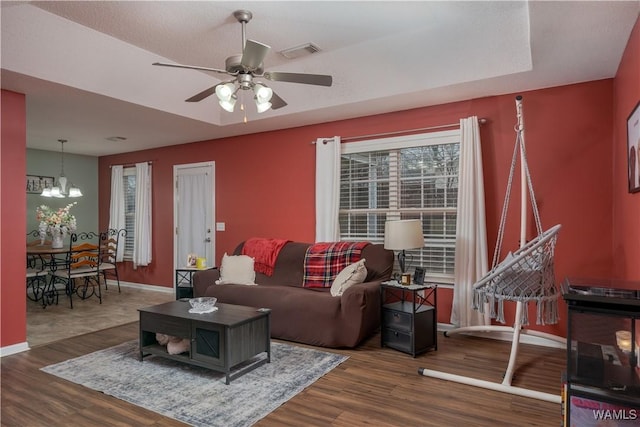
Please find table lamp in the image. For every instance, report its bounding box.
[384,219,424,275]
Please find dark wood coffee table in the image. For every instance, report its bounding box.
[138,300,271,384]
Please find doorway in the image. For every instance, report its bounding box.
[173,162,215,289]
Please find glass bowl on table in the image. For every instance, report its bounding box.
[188,297,218,313]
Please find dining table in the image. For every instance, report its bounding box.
[26,243,70,307]
[27,244,69,256]
[27,244,70,268]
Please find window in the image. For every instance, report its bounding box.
[339,130,460,283]
[123,167,136,260]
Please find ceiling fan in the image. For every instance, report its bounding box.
[153,9,332,113]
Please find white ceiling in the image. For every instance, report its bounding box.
[1,1,638,156]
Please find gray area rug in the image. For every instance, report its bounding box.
[41,340,348,427]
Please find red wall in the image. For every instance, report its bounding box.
[99,80,617,338]
[1,90,27,348]
[612,16,640,280]
[1,19,635,352]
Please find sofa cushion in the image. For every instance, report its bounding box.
[215,253,256,285]
[330,259,367,297]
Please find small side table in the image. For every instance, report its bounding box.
[380,281,437,357]
[175,267,216,300]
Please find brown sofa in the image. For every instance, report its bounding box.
[193,241,393,348]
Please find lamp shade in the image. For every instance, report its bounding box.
[253,83,273,103]
[384,219,423,250]
[218,96,236,112]
[255,99,272,113]
[215,82,235,101]
[68,186,83,197]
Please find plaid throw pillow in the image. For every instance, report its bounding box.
[302,241,369,288]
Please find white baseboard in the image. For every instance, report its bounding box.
[3,282,172,357]
[107,279,173,294]
[437,323,565,349]
[1,341,30,357]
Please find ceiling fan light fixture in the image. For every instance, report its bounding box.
[215,82,236,102]
[255,99,272,113]
[253,83,273,103]
[219,96,237,113]
[154,10,332,116]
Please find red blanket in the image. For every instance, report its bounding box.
[241,238,289,276]
[302,241,370,288]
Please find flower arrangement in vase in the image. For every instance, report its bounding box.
[36,203,77,248]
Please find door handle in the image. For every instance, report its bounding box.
[205,237,211,242]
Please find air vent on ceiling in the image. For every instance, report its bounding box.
[279,43,321,59]
[106,136,127,142]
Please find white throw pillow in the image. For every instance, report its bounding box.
[215,253,257,285]
[330,259,367,297]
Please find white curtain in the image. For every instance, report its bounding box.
[177,173,207,267]
[451,116,489,327]
[315,136,341,242]
[108,165,125,262]
[133,162,152,269]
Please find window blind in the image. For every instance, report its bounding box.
[123,167,136,259]
[339,130,460,282]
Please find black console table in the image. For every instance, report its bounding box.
[562,278,640,426]
[380,281,437,357]
[175,267,216,299]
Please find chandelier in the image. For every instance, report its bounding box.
[41,139,82,198]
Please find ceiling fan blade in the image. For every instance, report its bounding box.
[185,85,219,102]
[263,71,332,87]
[241,40,270,71]
[270,91,287,110]
[153,62,232,76]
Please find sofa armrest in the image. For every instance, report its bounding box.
[339,280,382,343]
[193,268,221,297]
[341,280,381,302]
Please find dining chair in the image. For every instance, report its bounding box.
[26,232,50,303]
[50,232,102,308]
[99,228,126,293]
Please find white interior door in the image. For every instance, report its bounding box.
[174,162,215,279]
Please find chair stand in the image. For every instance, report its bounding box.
[418,367,560,403]
[421,98,564,403]
[427,300,565,403]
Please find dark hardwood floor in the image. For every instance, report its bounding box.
[1,321,565,426]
